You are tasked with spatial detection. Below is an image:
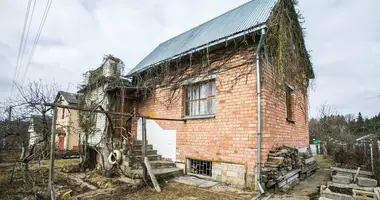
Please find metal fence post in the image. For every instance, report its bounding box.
[48,106,57,199]
[142,116,147,179]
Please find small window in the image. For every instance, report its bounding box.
[189,159,212,176]
[286,85,294,122]
[184,80,215,116]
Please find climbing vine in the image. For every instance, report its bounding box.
[263,0,313,96]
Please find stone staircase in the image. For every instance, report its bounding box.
[124,140,183,179]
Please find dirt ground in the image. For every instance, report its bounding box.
[266,169,331,200]
[0,149,331,200]
[0,157,253,200]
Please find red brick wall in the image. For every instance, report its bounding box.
[260,69,310,161]
[134,45,310,176]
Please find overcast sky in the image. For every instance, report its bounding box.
[0,0,379,118]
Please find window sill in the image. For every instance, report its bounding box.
[183,115,215,120]
[286,118,295,124]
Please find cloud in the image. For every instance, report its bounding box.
[299,0,380,118]
[0,0,379,118]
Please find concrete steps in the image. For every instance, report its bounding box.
[125,167,183,179]
[133,144,153,150]
[132,149,157,156]
[136,154,162,161]
[125,140,182,179]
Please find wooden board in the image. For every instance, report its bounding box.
[304,157,316,164]
[353,189,376,200]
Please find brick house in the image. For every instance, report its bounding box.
[54,91,81,151]
[125,0,314,189]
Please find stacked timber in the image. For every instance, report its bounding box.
[262,146,317,191]
[297,146,317,180]
[262,146,302,190]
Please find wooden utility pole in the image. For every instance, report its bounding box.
[8,106,12,121]
[48,106,57,199]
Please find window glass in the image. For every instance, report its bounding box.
[193,86,199,100]
[209,98,215,114]
[185,102,190,116]
[192,101,199,116]
[209,81,215,96]
[200,99,207,115]
[185,80,216,117]
[186,87,191,100]
[200,84,207,98]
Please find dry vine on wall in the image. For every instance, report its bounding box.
[262,0,314,120]
[130,2,313,114]
[131,35,261,109]
[263,0,313,95]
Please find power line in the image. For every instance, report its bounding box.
[21,0,53,85]
[10,0,33,97]
[17,0,37,81]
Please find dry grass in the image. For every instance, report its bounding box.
[41,158,80,168]
[314,155,334,169]
[86,182,250,200]
[0,159,86,200]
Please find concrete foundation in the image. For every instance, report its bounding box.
[212,162,246,187]
[356,177,378,187]
[332,175,351,184]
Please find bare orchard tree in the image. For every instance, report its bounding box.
[309,103,355,158]
[4,80,59,192]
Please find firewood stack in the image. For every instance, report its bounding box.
[261,146,317,191]
[262,146,302,188]
[296,146,317,180]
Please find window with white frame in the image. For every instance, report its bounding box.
[184,80,215,116]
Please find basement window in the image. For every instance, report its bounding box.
[184,80,215,117]
[189,159,212,177]
[285,85,294,122]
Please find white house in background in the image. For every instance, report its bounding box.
[28,116,51,148]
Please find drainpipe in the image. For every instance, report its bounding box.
[255,28,266,195]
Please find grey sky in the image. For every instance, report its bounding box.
[0,0,379,118]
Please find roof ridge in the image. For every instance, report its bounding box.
[158,0,253,47]
[129,0,278,75]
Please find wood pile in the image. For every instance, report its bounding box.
[261,146,317,191]
[297,146,317,180]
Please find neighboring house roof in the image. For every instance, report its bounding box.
[356,134,379,142]
[55,91,81,104]
[128,0,278,76]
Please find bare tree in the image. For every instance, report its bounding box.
[310,103,355,158]
[2,80,59,193]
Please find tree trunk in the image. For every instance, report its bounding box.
[323,141,328,159]
[20,141,31,191]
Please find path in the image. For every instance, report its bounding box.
[56,171,97,190]
[265,169,330,200]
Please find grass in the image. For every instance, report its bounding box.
[41,158,80,168]
[314,155,334,169]
[87,182,252,200]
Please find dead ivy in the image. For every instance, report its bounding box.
[263,0,313,96]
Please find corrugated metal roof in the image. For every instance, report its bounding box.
[128,0,278,75]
